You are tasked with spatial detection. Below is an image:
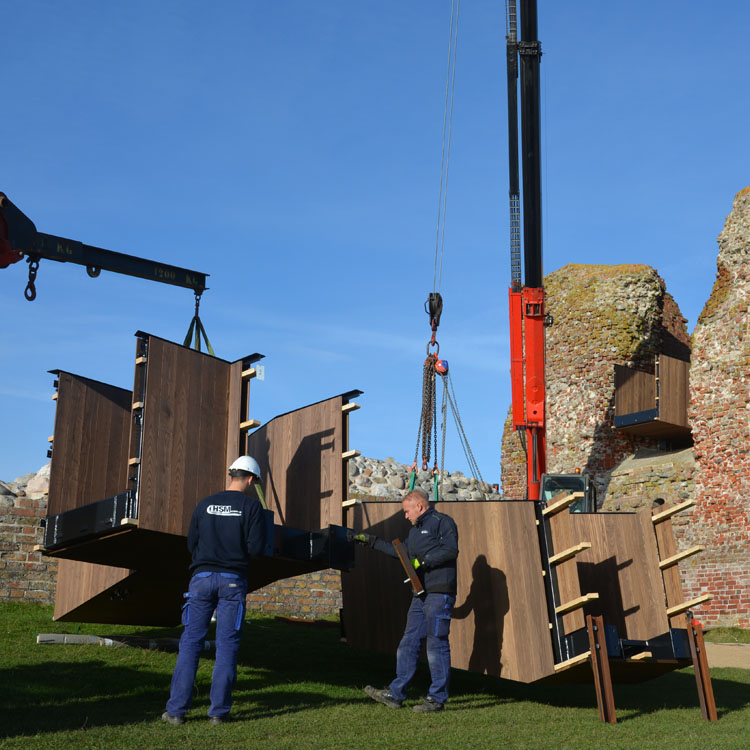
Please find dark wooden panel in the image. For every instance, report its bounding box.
[342,501,555,684]
[54,560,187,626]
[614,365,655,416]
[547,509,586,633]
[570,511,668,640]
[48,373,132,516]
[53,558,131,621]
[137,336,232,535]
[654,517,688,629]
[247,395,345,530]
[658,354,690,428]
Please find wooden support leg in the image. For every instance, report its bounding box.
[586,614,616,724]
[686,620,718,721]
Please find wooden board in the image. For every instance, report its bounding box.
[658,354,690,428]
[48,372,132,516]
[614,365,654,415]
[653,516,688,628]
[546,506,586,633]
[342,501,555,684]
[53,558,188,626]
[136,335,235,536]
[568,510,669,640]
[246,395,348,531]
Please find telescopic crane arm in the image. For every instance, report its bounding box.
[0,192,208,301]
[506,0,547,500]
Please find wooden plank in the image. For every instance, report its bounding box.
[555,592,599,615]
[553,651,591,672]
[131,401,144,410]
[548,542,592,565]
[570,510,670,640]
[652,499,696,524]
[128,458,140,466]
[135,356,147,365]
[614,364,655,416]
[542,492,584,516]
[240,419,261,431]
[666,594,713,618]
[225,360,244,474]
[658,354,690,427]
[51,392,58,400]
[241,367,256,380]
[393,539,424,595]
[342,402,360,413]
[659,545,705,570]
[47,372,132,516]
[342,501,555,684]
[137,336,232,535]
[653,516,688,628]
[546,504,586,633]
[687,620,718,721]
[342,449,360,460]
[246,394,346,530]
[628,651,653,661]
[587,614,616,723]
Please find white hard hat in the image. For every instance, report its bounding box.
[228,455,261,480]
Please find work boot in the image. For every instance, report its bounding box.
[364,685,402,709]
[413,696,444,713]
[161,711,186,725]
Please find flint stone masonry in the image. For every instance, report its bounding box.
[501,263,690,501]
[680,188,750,628]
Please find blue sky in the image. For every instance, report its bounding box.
[2,1,748,484]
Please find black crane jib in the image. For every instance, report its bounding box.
[0,192,208,298]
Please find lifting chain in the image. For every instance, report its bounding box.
[24,256,40,301]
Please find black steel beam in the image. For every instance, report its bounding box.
[1,192,208,293]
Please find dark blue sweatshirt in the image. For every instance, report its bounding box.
[187,490,267,579]
[373,506,458,595]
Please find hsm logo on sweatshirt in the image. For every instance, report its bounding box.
[207,505,242,517]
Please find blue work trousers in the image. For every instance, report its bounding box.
[389,592,455,705]
[166,571,248,718]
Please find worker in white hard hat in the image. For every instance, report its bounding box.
[163,456,267,726]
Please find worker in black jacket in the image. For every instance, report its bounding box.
[355,488,458,712]
[163,455,267,726]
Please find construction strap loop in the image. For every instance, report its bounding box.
[183,292,215,356]
[426,339,440,356]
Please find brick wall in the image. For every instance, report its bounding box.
[680,188,750,628]
[247,570,342,618]
[0,489,58,603]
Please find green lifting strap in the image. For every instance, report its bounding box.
[183,314,215,356]
[408,468,417,492]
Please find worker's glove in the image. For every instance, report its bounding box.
[353,532,376,547]
[410,557,421,570]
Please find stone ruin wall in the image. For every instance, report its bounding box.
[501,262,690,501]
[501,189,750,628]
[680,188,750,627]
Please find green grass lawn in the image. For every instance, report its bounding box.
[1,602,749,750]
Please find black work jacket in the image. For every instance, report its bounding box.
[373,506,458,595]
[188,490,266,579]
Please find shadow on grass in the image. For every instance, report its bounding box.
[2,615,748,738]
